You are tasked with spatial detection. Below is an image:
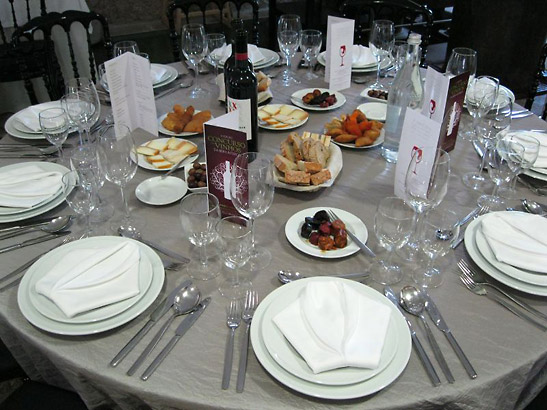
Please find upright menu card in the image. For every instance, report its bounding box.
[325,16,354,91]
[204,111,247,217]
[104,53,158,137]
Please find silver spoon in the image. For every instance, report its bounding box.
[400,286,455,383]
[522,199,546,216]
[277,269,369,284]
[0,215,72,241]
[126,285,201,376]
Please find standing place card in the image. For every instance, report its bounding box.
[105,53,158,137]
[325,16,354,91]
[204,111,247,217]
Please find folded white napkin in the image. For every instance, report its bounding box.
[14,101,62,132]
[0,165,63,208]
[481,212,547,273]
[35,242,141,318]
[352,45,376,66]
[216,44,265,65]
[273,281,391,374]
[150,65,168,84]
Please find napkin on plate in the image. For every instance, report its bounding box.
[35,242,142,318]
[150,65,168,84]
[0,165,63,208]
[13,101,62,132]
[352,45,377,66]
[215,44,266,65]
[481,212,547,273]
[273,281,391,374]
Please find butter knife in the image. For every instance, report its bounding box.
[110,279,192,367]
[0,232,69,254]
[141,297,211,381]
[384,286,441,386]
[424,292,477,379]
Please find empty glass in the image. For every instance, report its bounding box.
[206,33,226,81]
[38,108,69,160]
[180,193,222,281]
[64,77,101,144]
[461,75,499,144]
[300,29,322,80]
[388,40,408,79]
[113,40,139,57]
[369,197,415,285]
[62,170,95,239]
[277,14,302,86]
[368,20,394,90]
[181,23,208,98]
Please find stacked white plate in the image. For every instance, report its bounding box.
[317,52,392,73]
[17,236,165,335]
[218,47,280,70]
[0,162,72,223]
[5,102,63,140]
[101,63,178,91]
[464,212,547,296]
[517,131,547,182]
[250,277,411,399]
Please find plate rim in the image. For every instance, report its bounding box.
[132,137,199,172]
[135,176,188,206]
[258,103,309,131]
[357,102,387,122]
[290,88,346,112]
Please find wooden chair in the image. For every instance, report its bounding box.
[166,0,260,62]
[525,42,547,120]
[11,10,112,101]
[338,0,434,66]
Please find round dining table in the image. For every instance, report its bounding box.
[0,59,546,410]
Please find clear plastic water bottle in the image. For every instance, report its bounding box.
[381,33,424,163]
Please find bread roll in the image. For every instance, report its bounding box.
[284,170,310,185]
[311,169,331,185]
[274,154,297,173]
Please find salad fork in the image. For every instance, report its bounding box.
[457,259,547,322]
[326,209,376,257]
[222,300,242,390]
[451,205,489,249]
[236,290,259,393]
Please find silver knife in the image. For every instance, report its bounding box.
[109,279,192,367]
[424,292,477,379]
[0,232,69,255]
[384,286,441,386]
[141,297,211,381]
[136,237,190,264]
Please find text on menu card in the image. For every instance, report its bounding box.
[104,53,158,138]
[325,16,354,91]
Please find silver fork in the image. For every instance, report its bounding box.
[459,271,547,331]
[326,209,376,257]
[452,205,489,249]
[162,260,183,271]
[457,259,547,322]
[236,290,259,393]
[222,300,242,390]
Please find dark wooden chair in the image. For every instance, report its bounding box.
[166,0,260,62]
[525,42,547,120]
[338,0,434,66]
[11,10,112,101]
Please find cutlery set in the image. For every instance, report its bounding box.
[451,205,490,249]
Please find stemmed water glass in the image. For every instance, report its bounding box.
[62,171,95,239]
[369,197,415,285]
[38,108,69,160]
[445,47,477,79]
[461,75,499,145]
[369,20,394,90]
[300,29,322,80]
[181,23,208,98]
[206,33,226,81]
[231,152,275,271]
[277,14,302,86]
[97,125,139,233]
[216,216,253,299]
[113,40,139,57]
[179,193,222,281]
[387,40,408,79]
[63,78,101,145]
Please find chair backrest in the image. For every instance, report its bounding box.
[0,0,47,44]
[166,0,260,62]
[339,0,433,66]
[525,42,547,120]
[11,10,112,100]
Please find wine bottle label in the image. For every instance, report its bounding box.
[226,97,252,141]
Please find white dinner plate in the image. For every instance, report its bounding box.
[9,102,64,134]
[258,104,309,131]
[332,129,385,150]
[18,236,165,335]
[131,137,199,172]
[464,218,547,296]
[285,207,369,259]
[524,168,547,182]
[290,89,346,112]
[0,187,63,216]
[261,279,399,385]
[360,87,389,103]
[157,112,207,137]
[317,52,392,72]
[135,176,188,206]
[0,162,73,224]
[102,64,178,91]
[250,277,411,399]
[357,102,387,122]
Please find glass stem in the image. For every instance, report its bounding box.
[476,143,490,176]
[57,146,63,159]
[120,185,130,220]
[77,125,84,145]
[286,54,292,76]
[85,213,91,237]
[193,63,199,90]
[199,244,208,266]
[491,184,500,196]
[307,57,313,77]
[250,217,257,252]
[414,211,427,243]
[375,56,381,84]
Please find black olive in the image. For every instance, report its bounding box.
[313,210,329,222]
[305,216,320,229]
[300,222,314,239]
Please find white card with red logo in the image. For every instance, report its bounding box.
[325,16,354,91]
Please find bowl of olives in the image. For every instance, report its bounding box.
[184,162,207,192]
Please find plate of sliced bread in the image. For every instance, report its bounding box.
[258,104,309,130]
[273,131,343,192]
[134,137,199,171]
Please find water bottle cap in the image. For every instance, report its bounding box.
[407,33,422,45]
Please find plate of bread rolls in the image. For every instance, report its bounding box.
[158,104,212,137]
[325,109,385,149]
[273,131,343,192]
[134,137,199,171]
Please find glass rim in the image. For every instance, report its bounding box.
[451,47,477,56]
[372,19,394,26]
[180,192,220,215]
[182,23,205,30]
[215,215,252,239]
[301,29,322,36]
[39,107,66,118]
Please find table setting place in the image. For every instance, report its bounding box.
[1,15,547,410]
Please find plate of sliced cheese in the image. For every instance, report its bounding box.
[273,131,343,192]
[258,104,309,131]
[134,137,199,171]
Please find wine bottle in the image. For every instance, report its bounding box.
[223,19,245,84]
[226,29,258,152]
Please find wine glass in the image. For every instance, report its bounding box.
[64,77,101,144]
[179,193,221,281]
[181,23,208,98]
[368,20,395,90]
[300,29,322,80]
[113,40,139,57]
[216,216,253,299]
[277,14,302,86]
[97,124,139,233]
[62,171,95,239]
[231,152,275,271]
[369,197,415,285]
[206,33,226,81]
[411,208,460,288]
[399,148,451,261]
[388,40,408,79]
[38,108,69,160]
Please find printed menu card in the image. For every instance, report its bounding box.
[204,111,247,217]
[325,16,354,91]
[105,52,158,137]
